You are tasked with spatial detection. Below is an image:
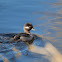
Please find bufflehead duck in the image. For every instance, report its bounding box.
[11,23,35,44]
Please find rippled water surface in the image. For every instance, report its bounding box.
[0,0,62,62]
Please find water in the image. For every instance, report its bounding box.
[0,0,62,62]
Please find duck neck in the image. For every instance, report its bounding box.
[24,29,30,34]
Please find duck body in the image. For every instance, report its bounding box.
[13,33,34,42]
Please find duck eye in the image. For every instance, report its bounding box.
[28,26,30,27]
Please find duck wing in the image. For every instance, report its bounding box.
[13,33,30,40]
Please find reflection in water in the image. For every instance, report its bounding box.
[40,2,62,5]
[33,2,62,43]
[12,47,21,58]
[29,42,62,62]
[32,1,62,62]
[0,34,62,62]
[33,11,62,17]
[0,54,9,62]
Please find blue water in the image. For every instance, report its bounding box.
[0,0,62,62]
[0,0,58,33]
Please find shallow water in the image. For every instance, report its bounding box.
[0,0,62,62]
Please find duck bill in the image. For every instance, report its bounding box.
[31,28,35,31]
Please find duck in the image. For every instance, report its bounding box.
[11,23,35,45]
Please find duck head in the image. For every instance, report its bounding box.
[23,23,35,34]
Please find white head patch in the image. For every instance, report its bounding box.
[25,26,29,29]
